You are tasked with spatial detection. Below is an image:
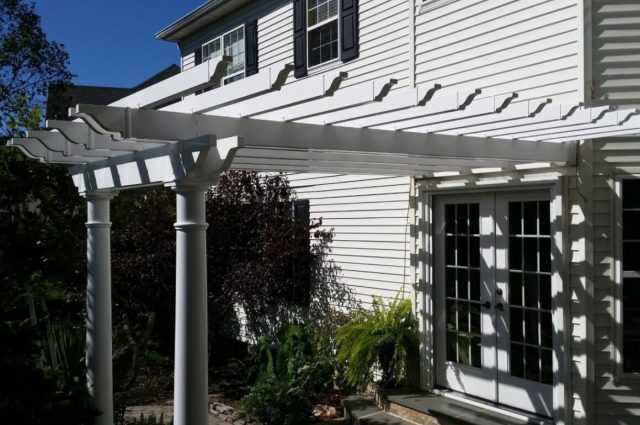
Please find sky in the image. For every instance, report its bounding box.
[34,1,207,88]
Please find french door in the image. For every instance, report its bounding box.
[434,192,554,417]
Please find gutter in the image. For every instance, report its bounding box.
[155,0,231,41]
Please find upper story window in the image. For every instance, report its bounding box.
[202,25,245,85]
[307,0,339,67]
[293,0,358,78]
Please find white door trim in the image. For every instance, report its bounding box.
[417,180,568,425]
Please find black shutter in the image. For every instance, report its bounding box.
[340,0,359,62]
[245,19,259,76]
[293,0,307,78]
[194,48,203,66]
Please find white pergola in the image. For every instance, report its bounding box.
[8,56,640,425]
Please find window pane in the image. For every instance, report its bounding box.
[540,237,551,273]
[509,272,522,306]
[540,274,551,310]
[445,204,455,233]
[541,349,553,384]
[457,268,468,300]
[446,267,456,298]
[457,204,468,234]
[470,269,481,301]
[623,278,640,372]
[523,238,537,271]
[511,343,524,378]
[470,203,480,234]
[539,202,550,235]
[511,307,523,342]
[308,7,318,26]
[469,236,480,268]
[509,237,522,270]
[223,27,245,78]
[523,201,538,235]
[524,273,538,309]
[623,210,640,240]
[525,310,539,345]
[525,346,541,381]
[509,202,522,235]
[202,38,221,61]
[308,20,338,67]
[623,180,640,209]
[623,242,640,272]
[471,336,481,368]
[457,236,468,267]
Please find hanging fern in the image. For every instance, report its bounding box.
[335,291,419,389]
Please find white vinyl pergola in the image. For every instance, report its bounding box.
[8,56,640,425]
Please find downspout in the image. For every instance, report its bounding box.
[408,0,416,87]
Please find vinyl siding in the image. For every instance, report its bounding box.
[258,0,412,89]
[414,0,580,104]
[592,0,640,106]
[588,137,640,425]
[568,172,589,425]
[288,173,413,307]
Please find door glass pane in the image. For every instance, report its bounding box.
[508,200,553,384]
[444,203,482,367]
[622,180,640,372]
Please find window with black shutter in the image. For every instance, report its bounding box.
[293,0,359,77]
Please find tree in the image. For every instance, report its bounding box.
[0,0,72,136]
[108,171,354,390]
[206,171,353,339]
[0,2,92,422]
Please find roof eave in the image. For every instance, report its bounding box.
[155,0,233,42]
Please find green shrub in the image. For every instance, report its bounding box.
[239,377,310,425]
[239,322,335,425]
[336,292,419,389]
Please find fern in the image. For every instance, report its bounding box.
[335,291,419,388]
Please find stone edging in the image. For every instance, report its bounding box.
[209,400,256,425]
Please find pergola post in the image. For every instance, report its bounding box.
[173,183,210,425]
[84,190,117,425]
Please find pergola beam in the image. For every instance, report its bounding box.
[71,104,577,165]
[46,120,167,151]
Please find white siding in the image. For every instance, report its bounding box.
[288,173,413,307]
[182,52,196,71]
[592,0,640,107]
[258,0,412,88]
[258,2,293,70]
[587,137,640,425]
[414,0,580,103]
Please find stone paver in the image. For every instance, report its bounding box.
[125,402,228,425]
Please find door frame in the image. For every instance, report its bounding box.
[415,179,569,424]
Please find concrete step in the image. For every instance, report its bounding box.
[382,391,535,425]
[343,395,417,425]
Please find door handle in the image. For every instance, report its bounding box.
[482,301,491,309]
[495,302,505,312]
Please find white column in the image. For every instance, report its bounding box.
[173,184,210,425]
[85,191,117,425]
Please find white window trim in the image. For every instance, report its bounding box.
[201,24,246,85]
[614,175,640,380]
[306,0,341,70]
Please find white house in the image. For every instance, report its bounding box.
[10,1,640,424]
